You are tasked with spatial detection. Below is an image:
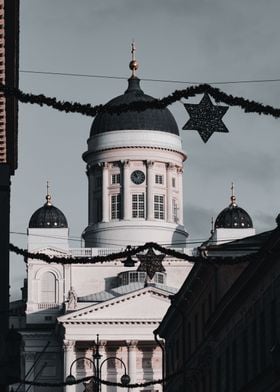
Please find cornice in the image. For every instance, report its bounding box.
[63,320,159,326]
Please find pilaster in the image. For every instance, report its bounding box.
[146,161,154,221]
[63,340,76,392]
[102,162,109,222]
[122,160,130,220]
[127,340,138,386]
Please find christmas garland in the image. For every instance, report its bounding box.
[9,241,264,265]
[1,82,280,118]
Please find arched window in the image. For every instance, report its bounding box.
[41,272,57,303]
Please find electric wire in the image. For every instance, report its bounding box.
[19,69,280,86]
[9,230,253,247]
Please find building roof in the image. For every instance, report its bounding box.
[90,77,179,136]
[78,282,177,303]
[29,194,68,228]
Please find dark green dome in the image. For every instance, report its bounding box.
[215,196,253,229]
[29,195,68,228]
[90,77,179,136]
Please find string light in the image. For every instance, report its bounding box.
[1,83,280,119]
[9,239,272,266]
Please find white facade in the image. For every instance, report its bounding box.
[15,74,255,392]
[17,74,193,392]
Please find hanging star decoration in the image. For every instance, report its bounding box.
[136,248,166,280]
[183,93,229,143]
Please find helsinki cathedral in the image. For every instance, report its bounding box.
[13,46,255,392]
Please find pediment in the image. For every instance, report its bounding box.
[31,246,69,256]
[58,286,171,323]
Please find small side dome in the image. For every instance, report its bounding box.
[215,194,253,229]
[29,194,68,228]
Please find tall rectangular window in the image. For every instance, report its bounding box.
[111,194,121,219]
[154,195,164,219]
[155,174,164,184]
[172,177,176,187]
[172,199,178,223]
[132,193,145,218]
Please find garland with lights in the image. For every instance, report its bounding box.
[11,367,197,388]
[1,83,280,118]
[9,240,274,266]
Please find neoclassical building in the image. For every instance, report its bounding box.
[11,52,259,392]
[14,53,195,392]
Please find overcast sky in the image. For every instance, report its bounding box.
[10,0,280,299]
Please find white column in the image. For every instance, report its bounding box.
[146,161,154,221]
[63,340,76,392]
[166,163,174,223]
[99,340,107,392]
[178,167,184,224]
[123,161,130,220]
[127,341,138,387]
[88,165,94,224]
[102,162,109,222]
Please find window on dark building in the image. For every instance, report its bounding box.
[225,346,230,390]
[187,322,192,356]
[260,311,266,370]
[208,368,212,392]
[243,330,248,384]
[216,357,221,392]
[252,319,258,375]
[208,292,212,317]
[195,313,199,346]
[232,339,237,392]
[202,302,205,337]
[271,299,277,345]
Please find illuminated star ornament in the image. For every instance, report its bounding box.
[183,93,229,143]
[136,248,166,279]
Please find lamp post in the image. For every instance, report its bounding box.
[66,335,130,392]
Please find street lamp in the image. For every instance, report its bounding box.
[66,334,130,391]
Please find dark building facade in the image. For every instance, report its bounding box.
[157,220,280,392]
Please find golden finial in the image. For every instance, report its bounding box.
[211,216,214,234]
[46,180,52,206]
[129,41,139,77]
[230,182,237,206]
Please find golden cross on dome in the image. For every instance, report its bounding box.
[46,180,52,206]
[230,182,237,205]
[129,40,139,77]
[211,216,214,234]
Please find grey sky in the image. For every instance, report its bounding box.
[10,0,280,298]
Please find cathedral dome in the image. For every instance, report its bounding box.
[29,194,68,228]
[90,77,179,136]
[215,195,253,229]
